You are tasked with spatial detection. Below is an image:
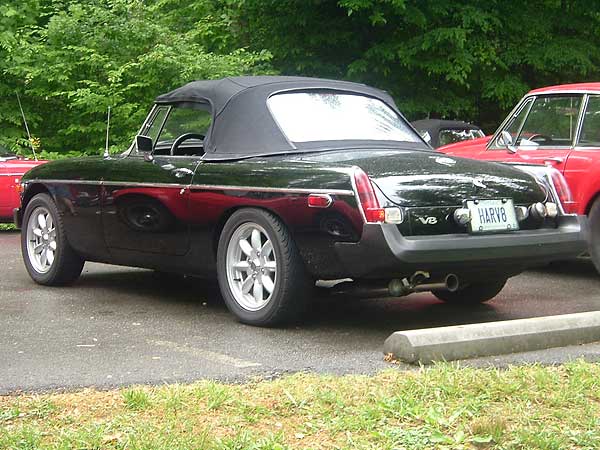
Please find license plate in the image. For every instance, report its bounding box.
[466,199,519,233]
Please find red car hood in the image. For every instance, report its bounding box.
[4,158,47,174]
[437,135,491,155]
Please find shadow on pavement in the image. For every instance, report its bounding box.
[72,266,513,337]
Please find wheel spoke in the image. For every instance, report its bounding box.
[262,275,274,293]
[46,249,55,265]
[33,243,45,254]
[253,280,263,303]
[241,275,254,294]
[261,240,273,257]
[49,241,57,251]
[239,238,253,257]
[46,215,53,231]
[251,229,262,251]
[37,213,47,230]
[264,260,276,271]
[233,261,250,271]
[33,228,43,237]
[40,250,47,267]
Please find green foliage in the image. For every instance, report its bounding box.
[233,0,600,131]
[3,0,600,153]
[0,0,272,155]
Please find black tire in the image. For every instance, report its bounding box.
[588,199,600,274]
[216,208,311,326]
[432,278,507,305]
[21,193,84,285]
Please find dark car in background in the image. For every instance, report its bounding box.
[15,76,587,326]
[412,119,485,148]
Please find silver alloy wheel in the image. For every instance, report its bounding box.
[225,222,277,311]
[26,206,57,274]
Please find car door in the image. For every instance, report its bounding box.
[102,103,209,259]
[101,154,197,257]
[562,94,600,214]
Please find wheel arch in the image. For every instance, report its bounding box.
[22,183,53,212]
[584,191,600,215]
[211,205,289,257]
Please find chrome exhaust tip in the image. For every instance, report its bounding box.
[445,274,459,292]
[388,273,460,296]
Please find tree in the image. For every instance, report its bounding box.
[232,0,600,131]
[1,0,272,155]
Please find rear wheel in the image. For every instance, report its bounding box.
[588,199,600,274]
[21,193,84,285]
[432,278,507,305]
[217,208,311,326]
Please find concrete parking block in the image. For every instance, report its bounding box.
[383,311,600,364]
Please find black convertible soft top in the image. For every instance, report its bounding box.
[154,76,426,159]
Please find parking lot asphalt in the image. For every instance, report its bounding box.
[2,230,600,394]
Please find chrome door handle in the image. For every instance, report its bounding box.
[173,167,194,178]
[543,157,564,164]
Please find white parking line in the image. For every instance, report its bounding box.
[149,339,261,368]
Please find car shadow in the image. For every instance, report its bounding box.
[534,257,597,279]
[72,265,518,338]
[68,256,600,342]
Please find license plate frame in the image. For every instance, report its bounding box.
[465,198,519,234]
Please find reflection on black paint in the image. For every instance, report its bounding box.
[116,195,175,233]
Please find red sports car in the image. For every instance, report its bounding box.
[0,152,45,223]
[438,82,600,270]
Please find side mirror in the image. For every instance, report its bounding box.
[498,130,517,153]
[136,135,153,153]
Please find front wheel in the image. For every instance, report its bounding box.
[21,193,84,285]
[217,209,311,326]
[432,278,507,305]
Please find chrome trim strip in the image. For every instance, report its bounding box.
[0,173,25,177]
[190,184,354,195]
[25,179,101,186]
[487,96,535,150]
[24,178,355,196]
[573,94,589,147]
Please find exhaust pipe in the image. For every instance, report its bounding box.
[326,272,460,298]
[388,273,459,297]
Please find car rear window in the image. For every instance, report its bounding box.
[267,91,421,143]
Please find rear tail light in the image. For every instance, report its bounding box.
[548,169,574,212]
[353,167,385,223]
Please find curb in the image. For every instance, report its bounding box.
[383,311,600,364]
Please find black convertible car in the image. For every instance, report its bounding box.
[16,76,587,326]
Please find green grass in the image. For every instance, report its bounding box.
[1,361,600,449]
[0,224,16,231]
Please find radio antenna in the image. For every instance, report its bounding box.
[16,92,38,161]
[104,105,111,158]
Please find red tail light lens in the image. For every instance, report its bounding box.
[353,168,385,223]
[549,169,574,212]
[307,194,332,208]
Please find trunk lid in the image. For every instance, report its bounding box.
[298,149,545,207]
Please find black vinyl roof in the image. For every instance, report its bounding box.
[154,76,424,158]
